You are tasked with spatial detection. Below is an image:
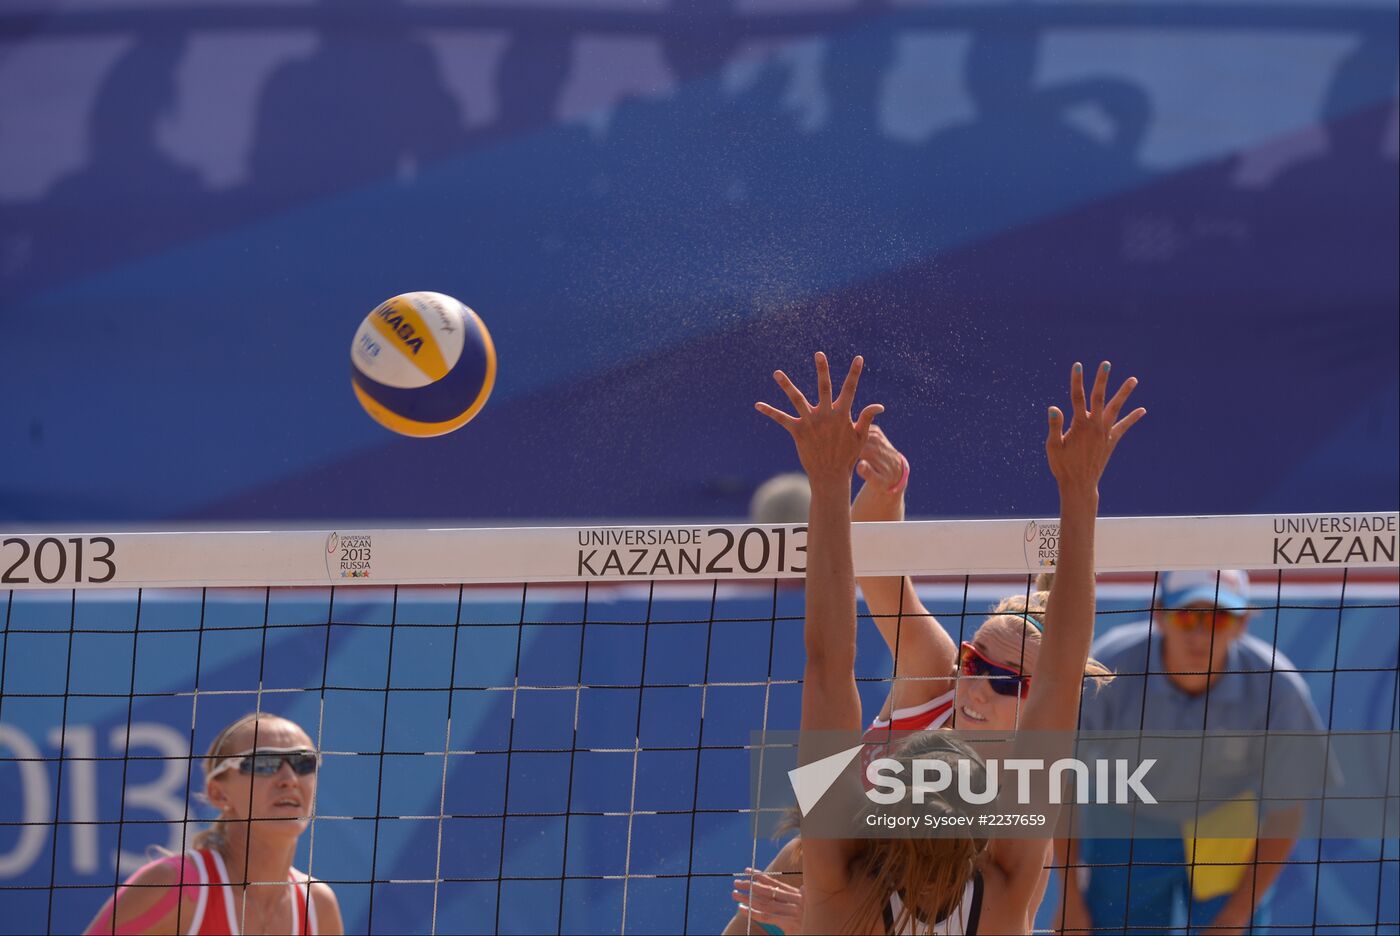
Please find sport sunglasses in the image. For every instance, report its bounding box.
[208,747,320,780]
[959,642,1029,698]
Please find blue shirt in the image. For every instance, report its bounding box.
[1078,620,1329,821]
[1080,620,1324,734]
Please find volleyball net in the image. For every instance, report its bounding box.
[1,513,1396,934]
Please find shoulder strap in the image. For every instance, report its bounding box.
[289,868,320,936]
[185,851,211,935]
[964,872,983,936]
[204,847,240,935]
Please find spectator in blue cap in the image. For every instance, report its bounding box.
[1054,569,1325,935]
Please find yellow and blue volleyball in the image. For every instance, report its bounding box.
[350,292,497,437]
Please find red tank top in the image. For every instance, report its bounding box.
[187,848,316,936]
[86,849,317,936]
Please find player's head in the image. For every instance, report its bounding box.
[749,472,810,523]
[199,713,319,846]
[849,732,988,932]
[1157,570,1251,677]
[956,589,1111,730]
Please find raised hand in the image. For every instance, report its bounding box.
[756,352,884,488]
[855,424,907,493]
[1045,361,1145,497]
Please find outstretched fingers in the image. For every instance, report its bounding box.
[773,370,812,415]
[1048,361,1146,483]
[1102,375,1139,423]
[1090,361,1110,416]
[760,354,882,468]
[1070,362,1088,418]
[1046,406,1065,449]
[1110,406,1148,444]
[814,351,833,408]
[834,354,864,414]
[755,401,798,433]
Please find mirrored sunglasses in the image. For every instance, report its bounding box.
[210,748,320,779]
[959,642,1029,698]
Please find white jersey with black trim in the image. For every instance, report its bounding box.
[882,871,982,936]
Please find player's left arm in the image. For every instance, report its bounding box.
[988,361,1144,898]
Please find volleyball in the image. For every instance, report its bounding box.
[349,291,497,437]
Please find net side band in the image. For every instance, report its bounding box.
[0,512,1394,590]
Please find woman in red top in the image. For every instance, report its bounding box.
[84,713,344,935]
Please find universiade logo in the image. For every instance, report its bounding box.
[325,532,373,580]
[788,745,1156,817]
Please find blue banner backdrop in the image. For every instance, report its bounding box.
[0,1,1396,525]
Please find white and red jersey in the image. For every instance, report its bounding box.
[859,688,956,783]
[90,848,318,936]
[185,847,318,936]
[885,872,983,935]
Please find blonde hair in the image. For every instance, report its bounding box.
[190,713,295,851]
[845,733,989,934]
[974,590,1113,686]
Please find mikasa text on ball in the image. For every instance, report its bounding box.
[350,292,497,437]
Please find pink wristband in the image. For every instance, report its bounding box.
[887,454,910,496]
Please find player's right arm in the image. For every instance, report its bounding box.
[851,426,958,714]
[83,856,194,936]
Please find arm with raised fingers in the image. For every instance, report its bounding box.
[754,352,883,738]
[851,426,957,717]
[1025,360,1145,734]
[991,361,1145,901]
[755,352,883,915]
